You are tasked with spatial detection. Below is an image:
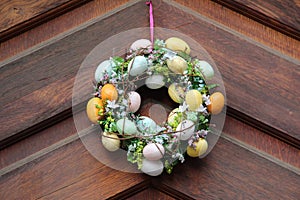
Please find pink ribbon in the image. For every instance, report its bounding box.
[146,0,154,50]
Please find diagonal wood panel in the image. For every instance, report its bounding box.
[211,0,300,40]
[0,1,149,148]
[0,133,298,199]
[0,0,93,42]
[0,1,299,149]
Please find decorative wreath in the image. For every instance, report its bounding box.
[85,37,225,176]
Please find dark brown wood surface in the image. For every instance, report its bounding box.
[1,0,299,149]
[0,0,93,42]
[172,0,300,60]
[0,123,299,199]
[0,1,149,148]
[212,0,300,40]
[0,0,299,199]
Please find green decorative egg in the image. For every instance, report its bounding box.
[116,118,137,135]
[95,60,115,82]
[196,60,214,80]
[128,55,148,76]
[137,116,157,134]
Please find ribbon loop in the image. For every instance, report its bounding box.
[146,0,154,50]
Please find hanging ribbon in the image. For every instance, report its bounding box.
[146,0,154,50]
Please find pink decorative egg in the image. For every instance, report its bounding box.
[127,91,141,113]
[143,143,165,160]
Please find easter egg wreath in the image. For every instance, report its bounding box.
[86,37,225,176]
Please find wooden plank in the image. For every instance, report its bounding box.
[125,187,177,200]
[0,0,299,149]
[157,137,300,199]
[156,1,300,147]
[1,110,299,178]
[0,117,76,169]
[0,132,298,199]
[211,0,300,40]
[0,1,148,149]
[0,138,147,199]
[0,0,92,42]
[171,0,300,61]
[223,115,300,169]
[0,0,131,61]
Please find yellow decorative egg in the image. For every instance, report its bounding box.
[168,83,185,103]
[185,89,202,111]
[165,37,191,54]
[102,132,120,152]
[208,92,225,114]
[187,138,208,157]
[86,97,104,123]
[101,83,118,102]
[167,108,183,126]
[166,56,188,74]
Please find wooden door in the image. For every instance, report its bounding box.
[0,0,299,199]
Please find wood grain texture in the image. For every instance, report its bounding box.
[1,0,299,149]
[223,115,300,169]
[0,1,148,149]
[157,137,300,199]
[172,0,300,60]
[156,1,300,147]
[0,0,92,42]
[1,0,299,62]
[0,0,131,61]
[0,138,147,199]
[125,187,176,200]
[1,112,298,181]
[0,116,76,169]
[212,0,300,40]
[0,133,298,199]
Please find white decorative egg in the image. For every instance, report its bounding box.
[95,60,115,82]
[127,91,141,113]
[175,120,195,140]
[130,39,152,52]
[145,74,165,89]
[166,56,188,74]
[143,143,165,160]
[116,118,137,135]
[141,159,164,176]
[196,60,214,80]
[101,132,120,152]
[128,56,148,76]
